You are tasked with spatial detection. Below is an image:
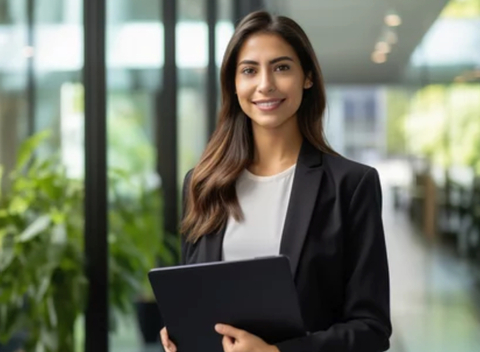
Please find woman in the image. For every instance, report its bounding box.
[161,10,391,352]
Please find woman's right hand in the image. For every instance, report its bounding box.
[160,327,177,352]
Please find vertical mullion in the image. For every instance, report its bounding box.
[84,0,108,350]
[233,0,265,26]
[233,0,242,27]
[206,0,217,138]
[159,0,178,235]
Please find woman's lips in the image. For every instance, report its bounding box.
[253,99,285,111]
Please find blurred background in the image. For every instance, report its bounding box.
[1,0,480,351]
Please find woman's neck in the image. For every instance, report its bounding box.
[249,121,303,176]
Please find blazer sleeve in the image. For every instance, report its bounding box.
[275,168,392,352]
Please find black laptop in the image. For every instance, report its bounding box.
[148,255,306,352]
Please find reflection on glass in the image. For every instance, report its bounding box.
[107,1,166,351]
[0,0,28,183]
[177,0,208,188]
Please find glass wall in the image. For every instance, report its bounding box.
[176,0,235,187]
[0,2,30,350]
[177,0,209,186]
[34,0,84,164]
[0,0,28,188]
[1,0,241,350]
[1,0,87,351]
[105,0,165,351]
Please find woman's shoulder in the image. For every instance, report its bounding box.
[322,152,379,187]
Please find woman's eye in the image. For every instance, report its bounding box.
[276,64,290,72]
[242,67,255,75]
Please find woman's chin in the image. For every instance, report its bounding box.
[250,115,295,131]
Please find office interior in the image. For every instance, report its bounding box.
[1,0,480,351]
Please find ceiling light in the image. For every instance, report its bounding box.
[372,51,387,64]
[385,11,402,27]
[375,41,391,54]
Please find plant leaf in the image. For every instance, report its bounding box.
[8,196,29,215]
[17,215,51,243]
[0,246,14,271]
[0,231,15,270]
[36,275,51,303]
[51,223,67,245]
[0,165,3,200]
[47,296,58,328]
[16,130,51,171]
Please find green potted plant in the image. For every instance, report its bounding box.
[0,131,178,351]
[0,131,86,352]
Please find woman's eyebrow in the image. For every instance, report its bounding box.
[237,56,294,66]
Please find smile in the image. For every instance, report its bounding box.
[253,99,285,111]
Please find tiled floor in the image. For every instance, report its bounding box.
[110,160,480,352]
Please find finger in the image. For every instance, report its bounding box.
[160,329,165,345]
[160,329,177,352]
[162,341,177,352]
[222,335,234,352]
[215,324,246,339]
[160,328,168,346]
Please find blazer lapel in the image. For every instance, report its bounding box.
[280,140,323,279]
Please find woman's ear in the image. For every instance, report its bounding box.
[304,73,313,89]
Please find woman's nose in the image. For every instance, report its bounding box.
[257,72,276,94]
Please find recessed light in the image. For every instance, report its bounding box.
[385,13,402,27]
[372,51,387,64]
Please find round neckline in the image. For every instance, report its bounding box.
[243,163,296,182]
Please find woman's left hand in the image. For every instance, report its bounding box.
[215,324,280,352]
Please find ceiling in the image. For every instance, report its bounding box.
[265,0,450,85]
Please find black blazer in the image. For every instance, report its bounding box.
[180,140,392,352]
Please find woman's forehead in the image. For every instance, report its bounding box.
[237,33,298,61]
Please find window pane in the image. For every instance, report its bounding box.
[177,0,208,186]
[107,0,164,350]
[0,1,86,351]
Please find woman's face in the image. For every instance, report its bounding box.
[235,33,312,131]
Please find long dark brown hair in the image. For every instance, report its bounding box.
[181,10,337,242]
